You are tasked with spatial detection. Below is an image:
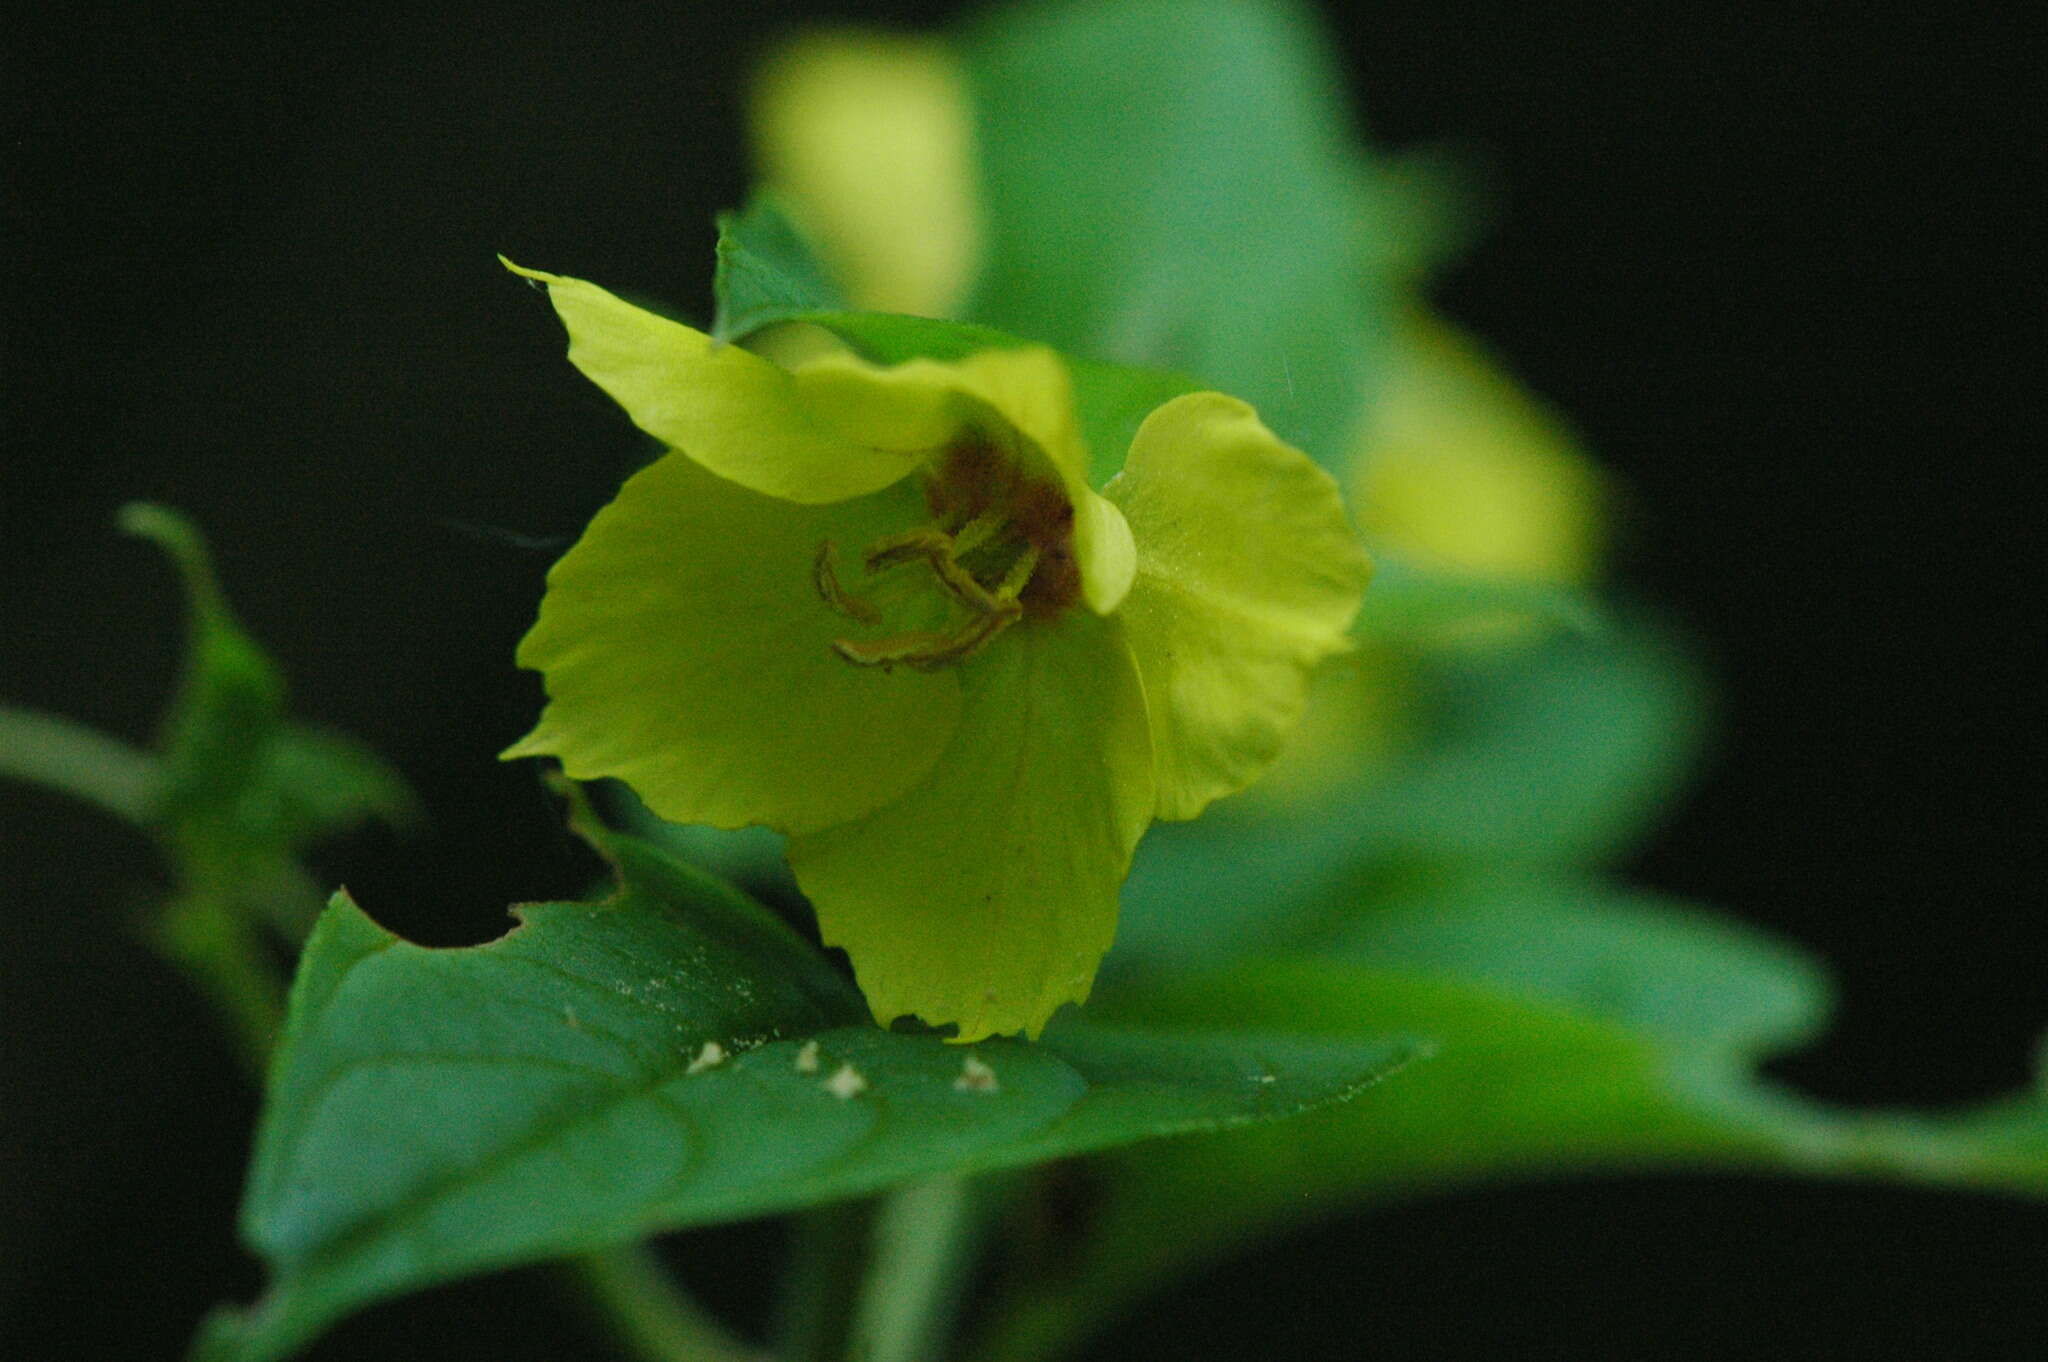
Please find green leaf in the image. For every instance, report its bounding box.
[711,195,1202,485]
[1113,617,1707,970]
[710,194,852,341]
[960,0,1383,467]
[115,504,418,867]
[974,874,2048,1362]
[1357,550,1604,642]
[243,724,422,853]
[121,502,288,834]
[0,705,160,823]
[204,819,1412,1362]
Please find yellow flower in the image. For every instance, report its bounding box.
[751,32,978,319]
[502,262,1367,1040]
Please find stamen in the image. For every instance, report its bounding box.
[949,512,1005,557]
[824,506,1048,672]
[993,545,1041,600]
[863,527,955,573]
[832,602,1020,672]
[926,546,1011,615]
[812,542,880,624]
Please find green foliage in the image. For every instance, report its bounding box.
[115,504,417,894]
[712,195,1200,486]
[710,194,853,342]
[198,814,1412,1362]
[1358,550,1604,643]
[972,871,2048,1361]
[961,0,1383,467]
[2,506,416,1066]
[1114,619,1707,969]
[120,503,289,834]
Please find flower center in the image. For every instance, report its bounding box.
[812,438,1081,671]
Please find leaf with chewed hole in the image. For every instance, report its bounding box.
[193,819,1413,1362]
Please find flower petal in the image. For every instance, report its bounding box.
[1355,315,1604,584]
[786,613,1154,1041]
[1106,392,1371,820]
[504,260,930,504]
[504,452,963,835]
[751,31,979,317]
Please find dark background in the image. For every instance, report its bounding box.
[5,1,2042,1357]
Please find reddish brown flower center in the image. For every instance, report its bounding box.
[812,436,1082,671]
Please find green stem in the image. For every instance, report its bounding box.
[848,1176,979,1362]
[152,891,287,1077]
[567,1242,761,1362]
[0,705,159,823]
[773,1199,876,1362]
[967,1288,1105,1362]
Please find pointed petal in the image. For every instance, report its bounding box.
[505,452,963,835]
[787,614,1154,1041]
[1107,392,1371,820]
[504,260,929,504]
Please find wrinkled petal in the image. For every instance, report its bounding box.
[1107,392,1370,820]
[504,260,930,504]
[751,31,979,317]
[504,452,962,835]
[786,612,1154,1041]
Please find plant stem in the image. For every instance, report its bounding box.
[847,1175,980,1362]
[0,705,159,823]
[773,1199,876,1362]
[568,1242,762,1362]
[152,891,287,1077]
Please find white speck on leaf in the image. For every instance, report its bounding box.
[954,1055,999,1094]
[794,1040,821,1074]
[686,1041,728,1075]
[823,1063,868,1099]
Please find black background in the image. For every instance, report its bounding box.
[4,1,2043,1357]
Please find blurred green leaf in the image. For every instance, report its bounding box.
[711,195,1201,484]
[200,818,1412,1362]
[0,705,159,823]
[961,0,1383,467]
[1114,618,1706,970]
[240,724,421,854]
[4,507,422,1069]
[710,193,851,341]
[976,874,2048,1362]
[108,505,418,872]
[1357,550,1604,642]
[120,502,288,833]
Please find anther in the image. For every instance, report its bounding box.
[812,542,880,624]
[831,602,1020,672]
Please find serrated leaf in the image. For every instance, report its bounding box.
[975,875,2048,1362]
[203,821,1411,1362]
[960,0,1383,467]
